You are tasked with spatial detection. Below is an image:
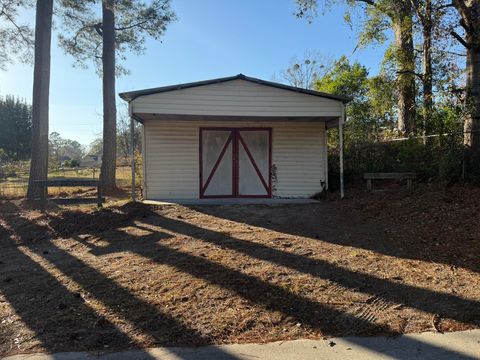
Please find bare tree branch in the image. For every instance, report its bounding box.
[450,30,470,48]
[0,3,32,46]
[94,22,103,36]
[435,2,454,10]
[442,50,467,57]
[115,17,155,31]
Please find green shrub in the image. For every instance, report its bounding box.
[327,134,466,190]
[62,159,80,168]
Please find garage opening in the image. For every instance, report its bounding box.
[200,128,272,198]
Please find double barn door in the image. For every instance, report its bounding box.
[200,128,272,198]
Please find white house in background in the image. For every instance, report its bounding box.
[119,74,349,201]
[80,154,101,168]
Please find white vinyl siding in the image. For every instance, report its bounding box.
[143,121,326,199]
[132,79,342,117]
[272,124,325,198]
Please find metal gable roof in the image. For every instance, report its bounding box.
[119,74,351,103]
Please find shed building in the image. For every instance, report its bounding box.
[120,74,348,201]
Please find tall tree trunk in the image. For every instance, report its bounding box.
[422,0,433,136]
[392,4,416,134]
[100,0,117,194]
[464,33,480,150]
[26,0,53,200]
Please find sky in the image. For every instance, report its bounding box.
[0,0,390,146]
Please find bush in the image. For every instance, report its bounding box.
[328,134,466,190]
[62,159,80,168]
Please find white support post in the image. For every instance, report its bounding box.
[339,109,345,199]
[129,105,136,202]
[324,124,329,191]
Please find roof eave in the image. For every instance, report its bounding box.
[118,74,352,103]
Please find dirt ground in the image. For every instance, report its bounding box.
[0,184,479,357]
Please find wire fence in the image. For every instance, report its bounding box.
[328,131,480,189]
[0,165,136,199]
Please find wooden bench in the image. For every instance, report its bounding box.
[363,172,416,191]
[34,179,105,209]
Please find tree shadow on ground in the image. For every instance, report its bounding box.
[0,214,142,356]
[0,203,241,359]
[34,202,480,359]
[188,203,480,273]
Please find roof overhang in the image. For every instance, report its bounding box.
[132,113,342,127]
[119,74,352,104]
[133,113,341,123]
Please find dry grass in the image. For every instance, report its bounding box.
[0,184,479,357]
[0,166,135,199]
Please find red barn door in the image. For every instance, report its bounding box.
[200,128,271,198]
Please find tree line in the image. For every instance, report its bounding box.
[0,96,31,161]
[0,96,86,166]
[0,96,141,168]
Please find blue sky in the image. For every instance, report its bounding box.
[0,0,389,146]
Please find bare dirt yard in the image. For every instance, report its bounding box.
[0,184,479,357]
